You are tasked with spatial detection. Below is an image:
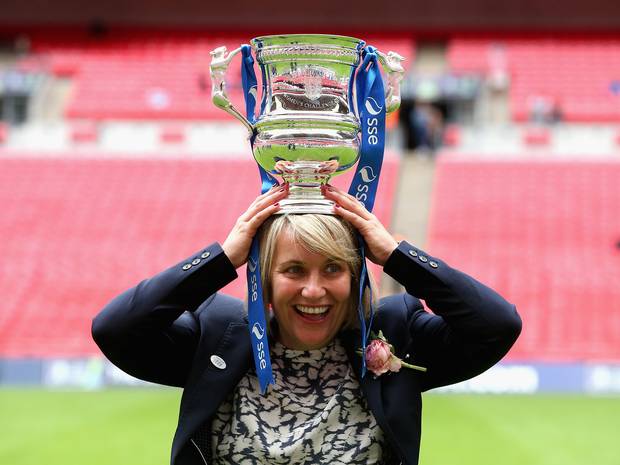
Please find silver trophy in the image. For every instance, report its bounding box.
[210,34,404,213]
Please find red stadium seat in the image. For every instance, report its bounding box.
[0,123,8,144]
[159,124,186,144]
[428,157,620,363]
[69,120,99,143]
[442,124,461,147]
[522,127,551,146]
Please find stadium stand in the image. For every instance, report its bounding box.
[21,31,414,122]
[0,155,399,358]
[25,31,244,120]
[446,37,620,122]
[428,157,620,363]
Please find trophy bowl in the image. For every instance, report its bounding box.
[210,34,404,214]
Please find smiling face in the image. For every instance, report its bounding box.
[269,228,352,350]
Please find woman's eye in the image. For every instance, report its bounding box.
[284,265,303,274]
[325,262,343,273]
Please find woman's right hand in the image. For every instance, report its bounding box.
[221,184,289,269]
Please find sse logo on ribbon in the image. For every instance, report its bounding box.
[359,165,378,183]
[252,322,268,370]
[364,96,383,115]
[247,256,258,273]
[364,97,383,147]
[248,256,259,303]
[354,165,378,207]
[252,322,265,340]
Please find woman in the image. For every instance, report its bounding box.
[92,184,521,465]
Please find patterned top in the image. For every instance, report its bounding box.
[208,338,390,464]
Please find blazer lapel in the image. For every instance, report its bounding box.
[341,329,402,460]
[341,330,385,419]
[173,321,252,459]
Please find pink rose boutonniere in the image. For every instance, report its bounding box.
[359,331,427,377]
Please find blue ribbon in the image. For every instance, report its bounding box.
[349,47,385,213]
[347,46,386,377]
[240,43,387,388]
[241,44,277,393]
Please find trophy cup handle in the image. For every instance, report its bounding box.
[376,50,405,114]
[210,46,254,135]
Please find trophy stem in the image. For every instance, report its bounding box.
[276,160,337,215]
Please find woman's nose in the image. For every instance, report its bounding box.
[301,273,326,299]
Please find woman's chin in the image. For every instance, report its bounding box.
[288,330,334,350]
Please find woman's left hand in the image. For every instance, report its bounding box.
[322,184,399,266]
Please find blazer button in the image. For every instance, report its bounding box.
[201,251,211,259]
[182,264,192,271]
[418,255,428,263]
[191,258,201,266]
[429,261,439,268]
[408,250,418,258]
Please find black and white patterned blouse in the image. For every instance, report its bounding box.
[207,338,390,464]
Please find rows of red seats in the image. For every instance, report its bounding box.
[22,32,415,121]
[447,38,620,122]
[428,157,620,362]
[26,32,241,120]
[0,155,399,357]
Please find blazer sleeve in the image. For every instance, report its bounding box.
[91,242,238,387]
[383,241,522,391]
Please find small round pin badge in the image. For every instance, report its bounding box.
[210,355,226,370]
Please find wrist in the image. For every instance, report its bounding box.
[221,242,243,269]
[383,241,400,265]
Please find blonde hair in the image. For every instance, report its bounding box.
[257,214,375,329]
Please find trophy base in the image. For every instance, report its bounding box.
[277,198,335,215]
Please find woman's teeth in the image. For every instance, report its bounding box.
[295,305,329,315]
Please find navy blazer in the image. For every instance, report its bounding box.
[92,241,521,465]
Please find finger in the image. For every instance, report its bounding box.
[240,184,288,221]
[251,184,288,214]
[323,185,373,220]
[333,204,398,265]
[245,201,282,234]
[247,183,283,208]
[332,202,370,230]
[246,183,285,207]
[261,182,289,201]
[322,183,366,206]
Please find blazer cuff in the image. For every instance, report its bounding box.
[164,242,238,310]
[385,240,442,275]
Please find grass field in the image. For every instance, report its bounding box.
[1,389,618,465]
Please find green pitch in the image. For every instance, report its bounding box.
[0,388,180,465]
[1,389,618,465]
[420,394,620,465]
